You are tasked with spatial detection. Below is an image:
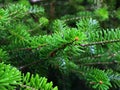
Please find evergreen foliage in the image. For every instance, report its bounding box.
[0,0,120,90]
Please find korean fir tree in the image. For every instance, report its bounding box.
[0,0,120,90]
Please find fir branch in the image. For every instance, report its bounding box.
[19,38,77,70]
[12,40,76,70]
[48,40,75,57]
[84,60,120,66]
[71,68,85,76]
[8,44,47,61]
[28,23,42,32]
[63,16,88,22]
[9,8,26,17]
[19,84,37,90]
[19,58,47,70]
[8,47,32,53]
[80,39,120,47]
[79,50,120,60]
[9,30,29,43]
[8,43,47,53]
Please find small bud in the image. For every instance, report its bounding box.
[75,37,79,41]
[99,80,103,84]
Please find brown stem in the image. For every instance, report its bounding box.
[49,40,75,57]
[8,43,47,53]
[80,39,120,47]
[84,61,119,66]
[19,58,47,70]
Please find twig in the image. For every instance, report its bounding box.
[49,40,75,57]
[84,61,120,66]
[19,84,37,90]
[19,58,47,70]
[80,39,120,47]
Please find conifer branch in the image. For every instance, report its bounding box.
[19,58,47,70]
[8,43,47,53]
[80,50,120,60]
[80,39,120,47]
[28,23,42,32]
[9,44,47,60]
[9,30,28,42]
[84,60,120,66]
[49,40,75,57]
[63,17,85,22]
[19,84,37,90]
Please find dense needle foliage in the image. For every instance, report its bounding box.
[0,0,120,90]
